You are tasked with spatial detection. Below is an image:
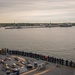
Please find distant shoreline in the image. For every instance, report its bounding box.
[0,23,75,28]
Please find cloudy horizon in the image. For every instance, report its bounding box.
[0,0,75,23]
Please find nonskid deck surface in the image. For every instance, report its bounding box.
[21,64,75,75]
[0,55,75,75]
[0,54,27,75]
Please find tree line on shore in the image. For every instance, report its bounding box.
[0,23,75,27]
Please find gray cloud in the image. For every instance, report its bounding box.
[0,0,75,23]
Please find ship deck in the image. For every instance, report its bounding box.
[0,54,75,75]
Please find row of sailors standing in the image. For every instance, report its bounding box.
[7,49,75,68]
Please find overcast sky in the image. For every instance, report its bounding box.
[0,0,75,23]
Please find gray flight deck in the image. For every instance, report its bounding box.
[0,54,75,75]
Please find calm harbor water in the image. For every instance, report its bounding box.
[0,27,75,61]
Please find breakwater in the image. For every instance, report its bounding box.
[6,49,75,68]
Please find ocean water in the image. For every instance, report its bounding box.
[0,27,75,61]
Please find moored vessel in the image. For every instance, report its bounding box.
[60,23,72,27]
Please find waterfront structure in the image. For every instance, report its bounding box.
[60,23,72,27]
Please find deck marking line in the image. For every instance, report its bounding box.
[33,67,55,75]
[21,68,37,75]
